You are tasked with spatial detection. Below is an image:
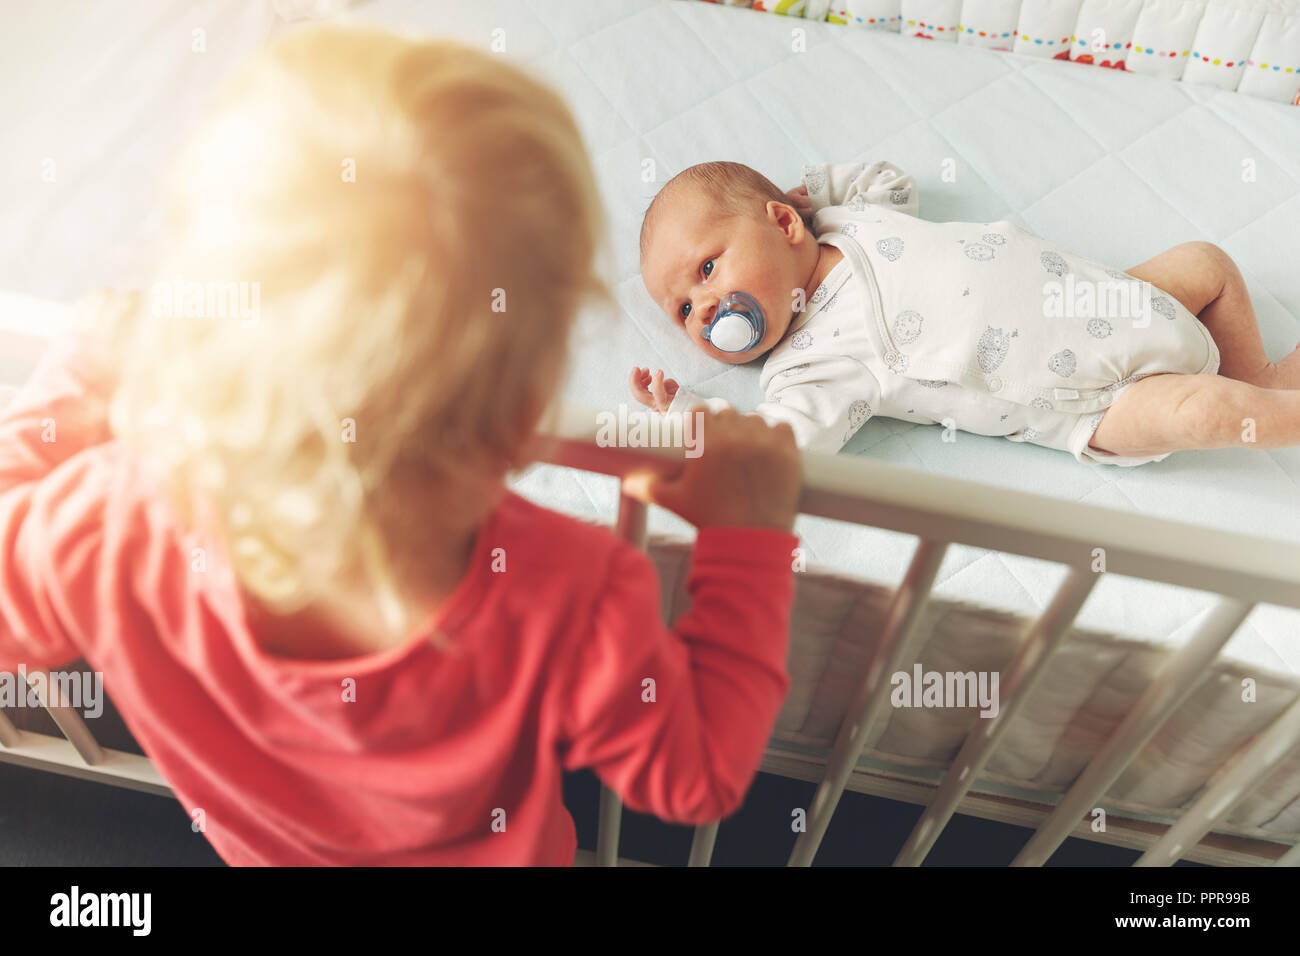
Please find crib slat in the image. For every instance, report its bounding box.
[26,669,105,766]
[0,730,171,796]
[688,822,720,867]
[787,538,948,867]
[593,488,651,867]
[596,785,623,867]
[1136,692,1300,867]
[0,710,20,748]
[1012,597,1254,866]
[894,568,1097,866]
[46,708,104,765]
[615,487,648,551]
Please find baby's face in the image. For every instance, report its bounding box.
[642,185,808,365]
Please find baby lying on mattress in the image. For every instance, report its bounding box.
[631,161,1300,466]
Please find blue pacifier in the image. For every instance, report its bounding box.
[701,291,765,353]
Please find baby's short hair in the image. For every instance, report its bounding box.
[640,161,786,258]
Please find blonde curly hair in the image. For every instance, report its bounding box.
[95,25,605,639]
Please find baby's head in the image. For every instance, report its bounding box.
[97,26,603,627]
[640,161,818,365]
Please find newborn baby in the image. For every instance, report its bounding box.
[632,160,1300,465]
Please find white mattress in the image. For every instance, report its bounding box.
[505,0,1300,680]
[2,0,1298,840]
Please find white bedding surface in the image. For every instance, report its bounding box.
[500,0,1299,675]
[2,0,1298,836]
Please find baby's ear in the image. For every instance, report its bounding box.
[766,199,805,240]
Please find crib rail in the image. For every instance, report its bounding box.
[541,404,1300,609]
[2,399,1299,865]
[537,401,1300,867]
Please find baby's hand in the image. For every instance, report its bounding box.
[785,184,811,223]
[629,366,679,414]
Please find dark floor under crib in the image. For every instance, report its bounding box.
[0,761,1200,867]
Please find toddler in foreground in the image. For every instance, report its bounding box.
[0,28,802,865]
[633,160,1300,465]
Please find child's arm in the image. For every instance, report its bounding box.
[0,452,103,672]
[0,319,119,672]
[801,160,919,218]
[558,525,799,826]
[0,331,116,489]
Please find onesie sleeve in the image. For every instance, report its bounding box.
[663,356,879,454]
[662,384,729,419]
[802,161,918,218]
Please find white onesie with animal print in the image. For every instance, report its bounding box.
[662,160,1220,466]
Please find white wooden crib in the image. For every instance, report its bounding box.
[547,403,1300,867]
[2,334,1298,863]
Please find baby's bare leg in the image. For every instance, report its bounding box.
[1125,242,1300,389]
[1089,372,1300,458]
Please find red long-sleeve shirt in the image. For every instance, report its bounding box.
[0,335,799,865]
